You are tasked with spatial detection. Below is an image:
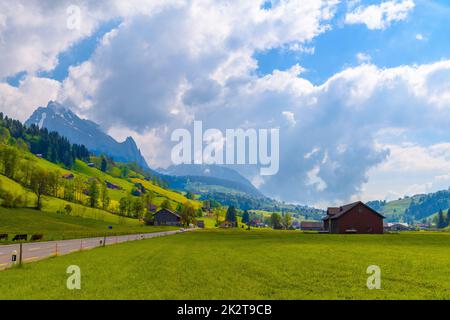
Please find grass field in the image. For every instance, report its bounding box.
[1,230,450,299]
[0,207,178,243]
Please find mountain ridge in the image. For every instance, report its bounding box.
[25,101,149,169]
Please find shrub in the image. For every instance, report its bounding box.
[64,204,73,215]
[1,191,23,208]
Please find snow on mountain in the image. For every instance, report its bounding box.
[26,101,149,169]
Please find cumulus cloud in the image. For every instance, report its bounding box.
[360,142,450,201]
[345,0,415,30]
[3,0,450,205]
[0,77,61,121]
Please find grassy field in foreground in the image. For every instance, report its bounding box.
[1,230,450,299]
[0,207,178,243]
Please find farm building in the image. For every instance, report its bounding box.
[300,221,323,231]
[196,220,205,228]
[323,201,385,234]
[105,180,121,190]
[62,173,74,180]
[153,209,182,226]
[384,222,411,232]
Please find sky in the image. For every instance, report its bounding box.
[1,0,450,207]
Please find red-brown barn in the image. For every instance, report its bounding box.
[323,201,384,234]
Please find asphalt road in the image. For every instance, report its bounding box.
[0,230,186,271]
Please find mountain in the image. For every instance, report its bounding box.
[25,101,149,169]
[367,188,450,223]
[158,164,264,197]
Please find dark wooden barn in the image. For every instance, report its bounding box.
[300,221,323,231]
[323,201,384,234]
[153,209,181,226]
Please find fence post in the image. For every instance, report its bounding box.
[103,235,106,247]
[19,243,23,266]
[55,242,58,256]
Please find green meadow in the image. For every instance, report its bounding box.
[1,229,450,300]
[0,206,178,243]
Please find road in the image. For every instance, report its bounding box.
[0,229,187,271]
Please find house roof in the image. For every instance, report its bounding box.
[324,201,385,221]
[156,208,180,218]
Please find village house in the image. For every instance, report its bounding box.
[300,221,323,231]
[153,209,182,226]
[196,220,205,228]
[105,180,121,190]
[323,201,384,234]
[62,173,74,180]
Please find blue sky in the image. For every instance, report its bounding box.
[256,0,450,85]
[7,0,448,88]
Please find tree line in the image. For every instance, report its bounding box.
[0,113,90,168]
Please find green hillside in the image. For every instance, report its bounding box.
[0,206,176,243]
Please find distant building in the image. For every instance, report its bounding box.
[36,154,43,158]
[105,180,121,190]
[384,222,411,232]
[196,220,205,228]
[153,209,181,226]
[323,201,384,234]
[62,173,75,180]
[87,163,95,167]
[300,221,323,231]
[219,221,235,228]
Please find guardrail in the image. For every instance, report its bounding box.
[0,229,190,271]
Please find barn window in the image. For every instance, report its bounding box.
[358,208,363,214]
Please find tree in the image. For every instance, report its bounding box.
[73,176,84,202]
[437,209,446,229]
[100,183,110,210]
[64,204,73,215]
[269,213,283,230]
[161,199,172,210]
[30,168,49,210]
[88,180,100,208]
[213,206,223,226]
[0,127,10,144]
[100,156,108,172]
[48,170,61,197]
[180,202,196,227]
[119,197,129,216]
[1,145,19,179]
[132,198,144,219]
[225,206,237,227]
[63,179,75,202]
[186,191,195,200]
[447,209,450,228]
[281,213,293,230]
[242,210,250,224]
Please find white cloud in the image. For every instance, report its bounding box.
[359,142,450,201]
[356,52,371,63]
[4,0,450,205]
[345,0,415,30]
[0,77,61,121]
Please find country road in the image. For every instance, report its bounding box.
[0,229,188,271]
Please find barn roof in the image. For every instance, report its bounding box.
[324,201,385,221]
[156,208,180,218]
